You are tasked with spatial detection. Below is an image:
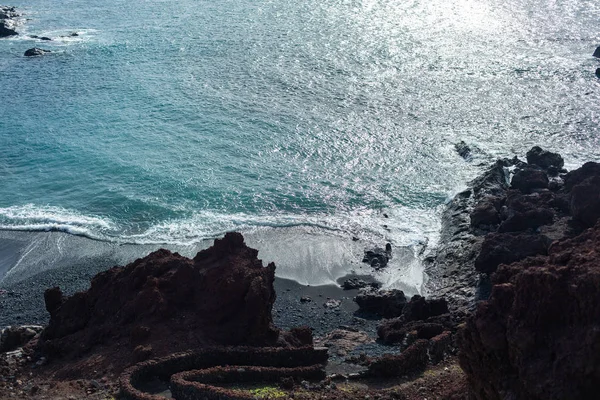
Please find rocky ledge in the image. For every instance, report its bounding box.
[425,146,600,316]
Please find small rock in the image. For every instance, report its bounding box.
[24,48,51,57]
[324,299,341,309]
[593,46,600,58]
[40,36,51,41]
[300,296,312,303]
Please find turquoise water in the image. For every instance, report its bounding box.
[0,0,599,248]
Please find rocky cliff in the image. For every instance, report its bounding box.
[459,221,600,400]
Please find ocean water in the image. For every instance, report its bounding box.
[0,0,599,288]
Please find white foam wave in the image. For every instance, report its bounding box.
[0,204,441,249]
[0,204,117,240]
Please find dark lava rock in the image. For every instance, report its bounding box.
[341,278,380,290]
[378,320,445,344]
[40,36,51,41]
[0,325,43,353]
[354,288,407,318]
[24,48,51,57]
[570,175,600,227]
[459,222,600,400]
[401,295,449,322]
[498,191,555,233]
[367,339,429,378]
[594,46,600,58]
[474,232,551,274]
[0,22,17,37]
[511,167,549,193]
[362,246,391,269]
[455,141,472,160]
[38,232,290,374]
[564,161,600,191]
[470,200,500,227]
[526,146,564,170]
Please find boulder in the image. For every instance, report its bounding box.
[596,68,600,78]
[570,175,600,227]
[362,246,391,269]
[474,232,551,273]
[594,46,600,58]
[563,161,600,191]
[24,48,51,57]
[511,167,549,193]
[0,22,17,37]
[459,222,600,400]
[38,233,287,374]
[498,191,555,232]
[0,325,43,353]
[526,146,564,170]
[341,278,380,290]
[354,288,407,318]
[401,295,449,322]
[470,200,500,227]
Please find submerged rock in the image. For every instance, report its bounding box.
[24,48,51,57]
[455,141,472,160]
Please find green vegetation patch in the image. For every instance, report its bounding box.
[249,385,287,399]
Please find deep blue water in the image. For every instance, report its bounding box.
[0,0,599,247]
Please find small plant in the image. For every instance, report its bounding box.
[249,385,287,399]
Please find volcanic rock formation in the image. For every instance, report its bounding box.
[38,232,298,376]
[459,221,600,400]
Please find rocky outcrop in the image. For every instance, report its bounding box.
[425,147,600,314]
[38,232,299,375]
[459,222,600,400]
[0,5,19,37]
[525,146,564,170]
[354,288,407,318]
[24,48,51,57]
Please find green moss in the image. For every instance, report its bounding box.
[249,386,287,399]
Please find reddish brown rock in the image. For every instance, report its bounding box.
[510,167,549,194]
[38,232,288,376]
[459,222,600,400]
[474,232,551,273]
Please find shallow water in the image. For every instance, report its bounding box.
[0,0,599,288]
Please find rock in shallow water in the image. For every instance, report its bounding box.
[24,48,51,57]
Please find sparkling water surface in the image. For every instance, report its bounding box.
[0,0,599,254]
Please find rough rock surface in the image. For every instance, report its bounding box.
[37,232,296,376]
[0,5,19,37]
[425,148,600,315]
[354,288,407,318]
[24,48,51,57]
[459,222,600,400]
[0,325,43,353]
